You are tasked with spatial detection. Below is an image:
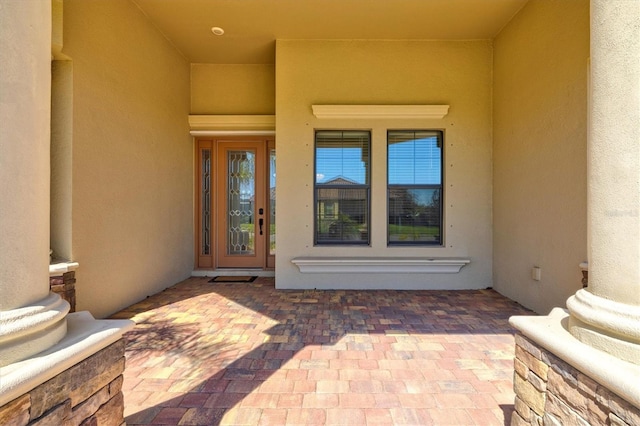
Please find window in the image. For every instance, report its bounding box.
[388,130,443,245]
[315,130,370,245]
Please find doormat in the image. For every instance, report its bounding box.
[209,276,257,283]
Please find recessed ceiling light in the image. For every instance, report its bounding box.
[211,27,225,36]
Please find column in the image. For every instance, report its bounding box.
[566,0,640,364]
[0,1,69,367]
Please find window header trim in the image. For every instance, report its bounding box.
[311,105,449,120]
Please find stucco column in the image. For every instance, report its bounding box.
[0,1,69,367]
[566,0,640,364]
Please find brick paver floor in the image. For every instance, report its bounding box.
[111,277,533,425]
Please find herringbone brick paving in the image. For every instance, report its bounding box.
[111,277,533,425]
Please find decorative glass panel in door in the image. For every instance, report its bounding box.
[202,149,211,255]
[227,150,255,255]
[196,140,213,268]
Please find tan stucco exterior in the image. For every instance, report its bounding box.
[3,1,640,420]
[51,59,73,261]
[61,0,194,318]
[191,64,275,115]
[565,0,640,364]
[48,0,632,332]
[0,0,70,369]
[275,40,494,290]
[493,0,589,314]
[3,0,595,317]
[585,0,640,306]
[0,1,53,311]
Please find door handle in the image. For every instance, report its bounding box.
[259,218,264,235]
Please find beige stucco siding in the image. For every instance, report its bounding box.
[191,64,275,114]
[63,0,193,318]
[0,1,52,310]
[493,0,589,314]
[275,40,493,290]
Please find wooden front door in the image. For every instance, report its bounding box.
[196,137,275,270]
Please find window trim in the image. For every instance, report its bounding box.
[314,130,371,246]
[386,129,444,247]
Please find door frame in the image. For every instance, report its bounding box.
[195,136,275,270]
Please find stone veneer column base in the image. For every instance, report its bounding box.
[0,339,126,426]
[512,333,640,426]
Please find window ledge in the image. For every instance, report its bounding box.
[291,257,470,274]
[311,105,450,120]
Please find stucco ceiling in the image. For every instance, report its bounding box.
[131,0,529,64]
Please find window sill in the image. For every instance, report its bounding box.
[291,257,470,274]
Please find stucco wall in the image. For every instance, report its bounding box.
[191,64,275,114]
[0,1,52,310]
[51,59,73,261]
[493,0,589,314]
[63,0,193,318]
[275,40,493,290]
